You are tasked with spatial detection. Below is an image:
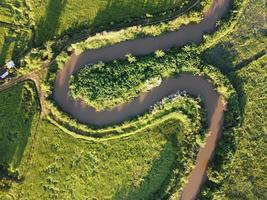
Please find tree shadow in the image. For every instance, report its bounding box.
[55,0,186,43]
[202,41,238,73]
[0,82,39,189]
[235,48,266,70]
[111,120,187,200]
[91,0,174,28]
[34,0,67,45]
[0,36,12,65]
[229,72,248,125]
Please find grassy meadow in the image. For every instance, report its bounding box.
[0,81,40,192]
[5,119,190,199]
[0,82,204,199]
[0,0,266,199]
[0,0,197,65]
[0,81,39,169]
[202,0,266,72]
[199,0,267,198]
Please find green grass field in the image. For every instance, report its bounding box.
[0,82,203,199]
[202,0,266,72]
[201,54,267,200]
[6,120,181,199]
[0,0,266,199]
[199,0,267,199]
[0,0,197,65]
[31,0,194,44]
[0,81,39,169]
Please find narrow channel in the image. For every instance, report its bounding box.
[54,0,231,199]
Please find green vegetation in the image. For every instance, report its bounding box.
[31,0,198,45]
[0,81,39,190]
[47,43,239,138]
[0,0,201,66]
[69,46,235,111]
[202,0,266,72]
[0,82,205,199]
[201,55,267,200]
[0,0,266,199]
[199,0,267,198]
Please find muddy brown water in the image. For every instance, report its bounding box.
[54,0,230,199]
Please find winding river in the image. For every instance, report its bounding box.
[54,0,231,199]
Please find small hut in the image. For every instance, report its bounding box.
[6,60,15,69]
[0,69,9,79]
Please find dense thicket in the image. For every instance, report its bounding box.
[69,46,197,110]
[70,49,185,110]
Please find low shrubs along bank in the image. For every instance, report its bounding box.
[70,0,212,54]
[57,0,243,57]
[48,93,204,140]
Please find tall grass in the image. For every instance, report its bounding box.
[0,81,39,191]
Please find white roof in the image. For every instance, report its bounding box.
[0,71,9,79]
[6,60,15,69]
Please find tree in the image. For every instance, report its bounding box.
[125,54,137,63]
[155,50,165,58]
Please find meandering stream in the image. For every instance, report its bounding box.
[54,0,231,199]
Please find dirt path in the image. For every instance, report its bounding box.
[53,0,231,199]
